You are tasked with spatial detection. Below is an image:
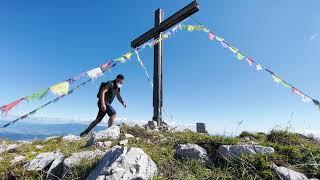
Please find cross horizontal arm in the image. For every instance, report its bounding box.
[131,1,199,48]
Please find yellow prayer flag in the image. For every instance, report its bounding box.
[272,75,282,83]
[50,81,69,96]
[123,52,132,60]
[187,25,196,32]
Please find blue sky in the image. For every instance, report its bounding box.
[0,0,320,134]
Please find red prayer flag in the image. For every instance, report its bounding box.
[292,88,301,95]
[0,98,24,114]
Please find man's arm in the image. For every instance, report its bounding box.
[117,91,126,108]
[100,87,108,111]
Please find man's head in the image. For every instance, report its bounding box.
[115,74,124,88]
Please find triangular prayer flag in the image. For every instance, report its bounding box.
[203,28,209,33]
[101,61,112,72]
[256,64,263,71]
[87,67,103,79]
[236,52,245,60]
[281,81,291,88]
[301,95,312,103]
[187,25,196,32]
[115,57,126,63]
[313,99,320,106]
[221,41,229,48]
[292,87,301,95]
[272,75,282,83]
[229,46,238,54]
[246,57,253,66]
[0,98,24,114]
[208,32,215,40]
[162,34,169,39]
[69,72,86,84]
[50,81,69,96]
[123,52,132,60]
[215,36,224,42]
[26,89,49,101]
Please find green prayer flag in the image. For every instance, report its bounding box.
[26,88,49,101]
[281,81,291,88]
[123,52,132,60]
[236,52,245,60]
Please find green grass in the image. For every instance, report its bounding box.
[1,126,320,179]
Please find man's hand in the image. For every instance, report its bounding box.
[101,103,107,112]
[122,102,127,108]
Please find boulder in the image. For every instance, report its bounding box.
[174,144,212,166]
[273,166,316,180]
[86,146,158,180]
[62,135,80,142]
[46,156,64,180]
[25,151,63,171]
[10,155,26,165]
[217,144,274,159]
[62,149,104,178]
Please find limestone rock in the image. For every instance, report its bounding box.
[35,145,44,149]
[273,166,317,180]
[95,141,112,148]
[125,133,134,138]
[10,155,26,165]
[62,149,104,178]
[218,144,274,159]
[46,136,61,141]
[174,144,212,166]
[93,126,120,141]
[119,139,128,146]
[86,146,158,180]
[62,135,80,142]
[46,156,64,180]
[0,144,19,155]
[25,151,63,171]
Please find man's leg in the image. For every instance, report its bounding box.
[108,114,116,127]
[106,104,117,127]
[80,110,106,136]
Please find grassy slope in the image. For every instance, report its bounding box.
[0,125,320,179]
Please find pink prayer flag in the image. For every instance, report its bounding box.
[246,57,253,66]
[0,98,24,114]
[101,61,112,71]
[292,88,301,95]
[208,32,215,40]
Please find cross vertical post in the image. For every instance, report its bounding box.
[131,1,199,127]
[153,9,163,126]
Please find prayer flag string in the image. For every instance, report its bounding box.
[182,19,320,111]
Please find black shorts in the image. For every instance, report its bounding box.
[97,101,116,117]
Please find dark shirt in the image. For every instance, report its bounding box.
[98,80,120,104]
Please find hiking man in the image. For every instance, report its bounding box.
[80,74,126,136]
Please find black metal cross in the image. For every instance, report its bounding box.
[131,1,199,126]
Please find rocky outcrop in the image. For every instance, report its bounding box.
[46,156,64,180]
[174,144,212,166]
[272,165,317,180]
[62,149,104,178]
[217,145,274,159]
[85,126,120,147]
[86,146,158,180]
[25,151,64,171]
